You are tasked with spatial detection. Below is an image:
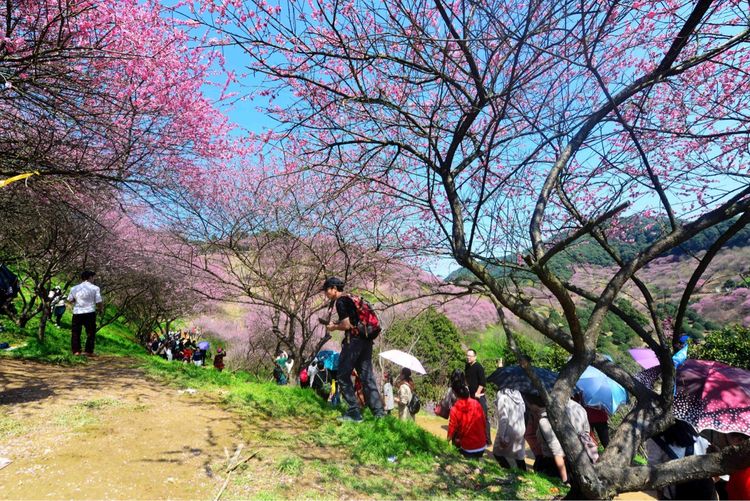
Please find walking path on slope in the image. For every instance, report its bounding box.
[0,357,248,500]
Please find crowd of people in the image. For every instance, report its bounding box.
[53,270,747,499]
[147,329,226,371]
[290,276,749,499]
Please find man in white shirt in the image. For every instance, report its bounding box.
[67,270,103,356]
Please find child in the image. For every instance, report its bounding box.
[192,348,203,366]
[214,347,225,371]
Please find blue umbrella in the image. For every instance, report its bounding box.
[198,341,210,350]
[316,350,339,371]
[576,365,627,415]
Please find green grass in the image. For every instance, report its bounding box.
[54,406,99,429]
[0,414,27,438]
[79,397,122,410]
[277,455,304,475]
[0,304,146,364]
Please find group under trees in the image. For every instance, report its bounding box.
[187,0,750,497]
[0,0,229,341]
[0,189,105,337]
[0,182,201,342]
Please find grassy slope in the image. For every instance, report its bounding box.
[0,312,565,500]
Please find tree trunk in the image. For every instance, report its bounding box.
[17,314,30,328]
[37,306,50,342]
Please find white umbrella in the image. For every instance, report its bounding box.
[379,349,427,374]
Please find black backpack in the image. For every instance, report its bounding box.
[0,264,19,305]
[408,392,421,415]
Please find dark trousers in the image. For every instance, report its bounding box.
[533,456,560,478]
[474,394,491,445]
[53,305,65,325]
[337,336,384,419]
[495,455,527,471]
[460,449,486,459]
[71,312,96,354]
[591,422,609,448]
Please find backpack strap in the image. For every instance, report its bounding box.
[336,296,359,339]
[653,436,680,461]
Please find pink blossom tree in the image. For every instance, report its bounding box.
[0,0,230,197]
[187,0,750,496]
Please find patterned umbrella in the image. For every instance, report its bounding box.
[487,365,557,395]
[636,359,750,435]
[634,365,661,388]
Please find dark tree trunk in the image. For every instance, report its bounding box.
[37,306,50,342]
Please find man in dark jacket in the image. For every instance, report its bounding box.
[465,348,491,445]
[321,277,385,422]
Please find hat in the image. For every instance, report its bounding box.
[320,277,345,291]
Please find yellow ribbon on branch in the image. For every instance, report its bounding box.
[0,171,39,188]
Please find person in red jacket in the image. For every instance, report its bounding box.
[727,433,750,500]
[447,369,487,459]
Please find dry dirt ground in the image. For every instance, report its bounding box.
[0,357,249,500]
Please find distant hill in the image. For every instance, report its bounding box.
[446,215,750,282]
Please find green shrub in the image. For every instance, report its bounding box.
[382,307,465,401]
[691,325,750,369]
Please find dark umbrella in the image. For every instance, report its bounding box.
[487,365,558,395]
[634,365,661,388]
[636,359,750,435]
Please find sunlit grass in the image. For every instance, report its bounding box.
[54,406,98,429]
[276,455,304,476]
[79,397,121,410]
[0,304,146,364]
[0,414,27,438]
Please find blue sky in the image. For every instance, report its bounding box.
[196,39,462,279]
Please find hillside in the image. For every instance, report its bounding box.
[447,215,750,283]
[445,215,750,331]
[565,246,750,330]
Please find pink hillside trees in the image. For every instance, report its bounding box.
[187,0,750,496]
[168,165,410,370]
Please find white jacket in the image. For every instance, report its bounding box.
[493,389,526,460]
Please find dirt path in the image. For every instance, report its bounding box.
[0,357,248,500]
